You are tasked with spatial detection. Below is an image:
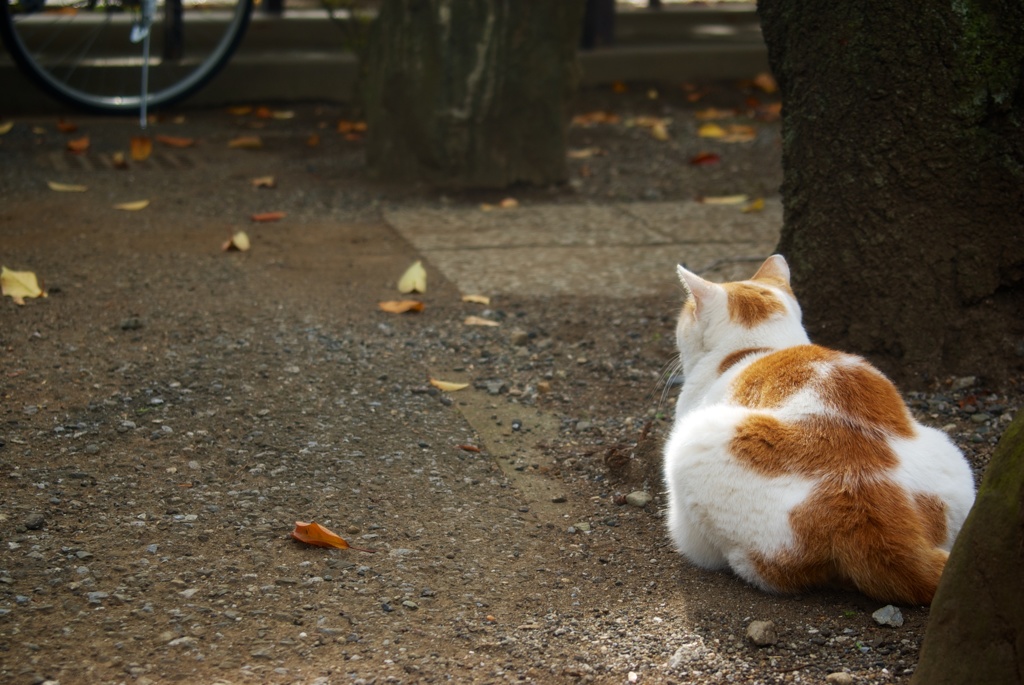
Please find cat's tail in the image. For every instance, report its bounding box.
[836,534,948,606]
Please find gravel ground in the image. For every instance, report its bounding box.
[1,82,1020,684]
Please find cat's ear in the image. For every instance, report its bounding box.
[676,264,716,317]
[751,254,791,286]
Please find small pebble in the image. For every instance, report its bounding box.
[120,317,144,331]
[872,605,904,627]
[746,619,778,646]
[509,329,530,346]
[24,513,46,530]
[625,490,652,507]
[826,673,855,685]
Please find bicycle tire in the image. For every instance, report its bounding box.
[0,0,252,113]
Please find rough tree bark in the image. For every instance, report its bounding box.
[912,410,1024,685]
[757,1,1024,387]
[363,0,585,189]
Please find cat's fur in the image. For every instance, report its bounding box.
[662,255,975,605]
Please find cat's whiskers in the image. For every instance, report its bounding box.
[649,355,683,414]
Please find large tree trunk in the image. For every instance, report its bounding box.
[912,411,1024,685]
[758,1,1024,388]
[364,0,585,189]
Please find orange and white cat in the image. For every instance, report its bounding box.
[663,255,975,605]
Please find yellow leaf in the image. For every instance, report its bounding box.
[222,230,251,252]
[720,125,757,143]
[498,197,518,209]
[694,107,736,121]
[464,315,500,327]
[291,521,374,552]
[1,266,47,305]
[228,135,263,149]
[461,294,491,305]
[698,123,727,139]
[701,194,749,205]
[650,122,670,141]
[47,180,87,192]
[114,199,150,211]
[0,121,13,135]
[429,378,469,392]
[272,110,295,120]
[397,260,427,294]
[131,135,152,161]
[250,176,276,188]
[742,197,766,213]
[378,300,424,313]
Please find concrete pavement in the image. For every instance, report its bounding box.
[386,199,781,298]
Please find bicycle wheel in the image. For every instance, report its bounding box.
[0,0,252,113]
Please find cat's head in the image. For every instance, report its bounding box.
[674,255,803,368]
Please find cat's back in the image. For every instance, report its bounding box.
[726,344,913,433]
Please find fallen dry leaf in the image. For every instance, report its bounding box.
[337,120,367,134]
[47,180,87,192]
[227,105,253,116]
[250,211,285,222]
[571,111,621,127]
[111,151,129,169]
[0,121,14,135]
[464,315,500,327]
[291,521,374,552]
[612,81,628,93]
[155,134,195,148]
[698,122,727,139]
[250,176,276,189]
[689,151,721,166]
[378,300,424,314]
[66,135,89,153]
[397,260,427,294]
[753,72,778,94]
[1,266,47,305]
[114,199,150,211]
[430,378,469,392]
[701,194,749,205]
[228,135,263,149]
[699,122,756,143]
[131,135,152,161]
[56,119,77,133]
[481,198,519,211]
[222,230,251,252]
[756,102,783,122]
[567,147,604,159]
[272,110,295,120]
[720,125,756,143]
[742,197,766,213]
[306,133,320,147]
[456,444,481,453]
[650,121,670,141]
[695,107,738,121]
[254,106,273,119]
[461,294,491,305]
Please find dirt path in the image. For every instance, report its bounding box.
[1,93,1018,684]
